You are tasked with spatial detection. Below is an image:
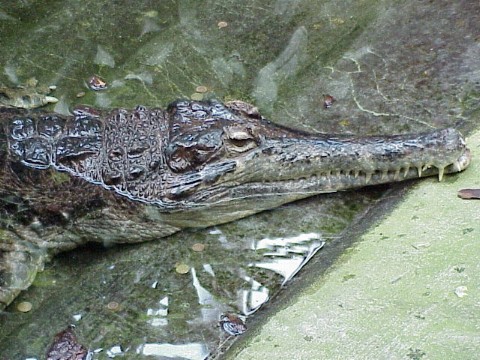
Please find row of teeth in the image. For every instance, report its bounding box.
[296,161,461,184]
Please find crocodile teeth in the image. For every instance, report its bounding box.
[438,166,445,181]
[354,170,360,178]
[403,166,410,178]
[394,169,400,180]
[452,160,461,172]
[381,170,388,180]
[365,172,372,184]
[417,166,422,177]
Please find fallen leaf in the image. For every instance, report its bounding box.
[458,188,480,199]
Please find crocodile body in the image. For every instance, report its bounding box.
[0,99,471,309]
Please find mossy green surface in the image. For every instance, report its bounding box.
[231,129,480,359]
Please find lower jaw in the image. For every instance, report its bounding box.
[227,160,467,200]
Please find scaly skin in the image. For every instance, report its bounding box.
[0,99,471,309]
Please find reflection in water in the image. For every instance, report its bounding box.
[252,232,325,285]
[136,342,209,359]
[77,231,325,359]
[106,345,125,357]
[191,267,223,323]
[1,175,358,360]
[146,296,169,327]
[239,276,269,315]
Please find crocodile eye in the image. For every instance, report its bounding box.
[224,127,258,152]
[229,137,252,148]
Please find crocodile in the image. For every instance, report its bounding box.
[0,96,471,310]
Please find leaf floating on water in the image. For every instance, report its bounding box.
[175,263,190,274]
[107,301,120,311]
[191,243,206,252]
[458,188,480,200]
[17,301,32,312]
[190,92,204,101]
[195,85,208,93]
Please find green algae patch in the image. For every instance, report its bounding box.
[231,129,480,359]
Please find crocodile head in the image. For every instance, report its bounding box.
[149,100,471,225]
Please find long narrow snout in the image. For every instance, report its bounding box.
[229,127,470,197]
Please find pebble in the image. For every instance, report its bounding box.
[323,94,336,108]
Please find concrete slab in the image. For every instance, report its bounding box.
[230,128,480,360]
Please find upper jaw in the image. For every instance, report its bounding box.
[243,127,470,182]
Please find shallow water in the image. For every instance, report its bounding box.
[0,0,479,359]
[2,192,377,359]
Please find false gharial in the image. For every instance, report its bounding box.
[0,95,471,309]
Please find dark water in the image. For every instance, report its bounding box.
[1,0,479,359]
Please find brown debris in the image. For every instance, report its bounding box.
[88,75,108,91]
[323,94,336,109]
[458,188,480,200]
[46,326,88,360]
[219,313,247,336]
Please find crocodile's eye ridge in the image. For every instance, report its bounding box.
[166,130,224,173]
